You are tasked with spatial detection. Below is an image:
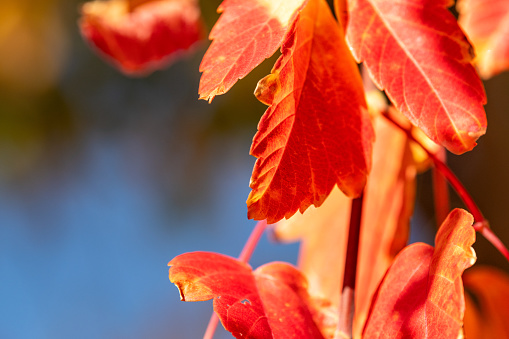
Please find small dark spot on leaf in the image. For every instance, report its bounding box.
[241,299,251,305]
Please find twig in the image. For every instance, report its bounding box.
[336,194,364,339]
[383,110,509,262]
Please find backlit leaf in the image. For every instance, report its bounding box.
[346,0,487,154]
[463,267,509,339]
[363,208,477,338]
[274,112,419,338]
[457,0,509,78]
[198,0,307,102]
[79,0,204,75]
[354,113,418,337]
[247,0,374,223]
[168,252,334,338]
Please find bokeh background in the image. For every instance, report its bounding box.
[0,1,508,338]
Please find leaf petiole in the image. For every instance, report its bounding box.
[382,109,509,262]
[336,193,364,339]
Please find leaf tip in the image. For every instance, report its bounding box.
[198,83,228,103]
[445,124,487,155]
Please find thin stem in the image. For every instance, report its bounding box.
[203,220,268,339]
[336,193,364,339]
[432,147,450,226]
[476,221,509,262]
[383,110,483,221]
[383,110,509,262]
[238,220,268,263]
[203,315,220,339]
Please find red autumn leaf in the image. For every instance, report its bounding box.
[198,0,307,102]
[274,111,420,338]
[247,0,374,223]
[346,0,487,155]
[79,0,204,75]
[168,251,335,338]
[457,0,509,78]
[363,208,477,338]
[463,267,509,339]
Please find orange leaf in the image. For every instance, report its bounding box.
[463,267,509,339]
[274,113,418,338]
[273,186,350,303]
[457,0,509,78]
[346,0,487,154]
[198,0,307,102]
[168,252,335,338]
[79,0,204,75]
[247,0,374,223]
[354,113,418,337]
[363,208,477,338]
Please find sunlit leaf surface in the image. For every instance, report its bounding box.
[346,0,487,154]
[363,209,476,338]
[247,0,374,223]
[198,0,307,101]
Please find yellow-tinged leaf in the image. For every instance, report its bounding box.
[363,209,476,338]
[198,0,307,101]
[458,0,509,78]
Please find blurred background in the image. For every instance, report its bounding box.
[0,0,508,338]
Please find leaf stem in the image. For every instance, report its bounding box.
[476,221,509,261]
[238,220,268,263]
[382,110,509,262]
[203,220,268,339]
[202,314,219,339]
[336,193,364,339]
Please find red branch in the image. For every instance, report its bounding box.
[203,220,268,339]
[337,193,364,338]
[383,110,509,262]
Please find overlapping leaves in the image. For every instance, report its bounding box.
[169,209,479,338]
[198,0,308,101]
[247,0,374,223]
[168,252,335,338]
[274,111,421,337]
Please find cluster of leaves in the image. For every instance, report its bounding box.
[79,0,509,338]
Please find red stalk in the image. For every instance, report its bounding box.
[383,110,509,262]
[203,220,268,339]
[336,193,364,339]
[476,221,509,260]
